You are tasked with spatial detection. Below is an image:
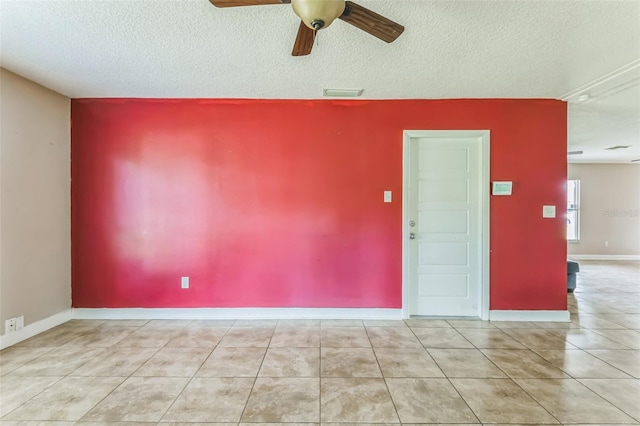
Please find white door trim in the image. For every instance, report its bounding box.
[402,130,490,320]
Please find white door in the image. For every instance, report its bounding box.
[407,134,485,317]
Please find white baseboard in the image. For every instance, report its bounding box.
[72,307,404,321]
[489,310,570,322]
[0,309,72,350]
[569,255,640,260]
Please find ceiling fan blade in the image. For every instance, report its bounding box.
[292,20,315,56]
[339,1,404,43]
[209,0,289,8]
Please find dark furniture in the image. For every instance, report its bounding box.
[567,260,579,292]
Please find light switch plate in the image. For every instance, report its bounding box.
[543,205,556,218]
[181,276,189,289]
[384,191,392,203]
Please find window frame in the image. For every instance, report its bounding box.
[567,179,580,242]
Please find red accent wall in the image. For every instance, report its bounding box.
[71,99,567,310]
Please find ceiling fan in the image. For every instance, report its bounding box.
[209,0,404,56]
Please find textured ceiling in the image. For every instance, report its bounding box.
[1,0,639,162]
[568,78,640,163]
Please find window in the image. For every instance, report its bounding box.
[567,180,580,241]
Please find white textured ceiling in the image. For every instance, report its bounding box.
[568,77,640,163]
[1,0,639,162]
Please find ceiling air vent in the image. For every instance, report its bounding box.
[323,89,364,97]
[605,145,631,150]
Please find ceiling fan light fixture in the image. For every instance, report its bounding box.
[292,0,346,30]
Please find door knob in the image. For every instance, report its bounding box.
[409,233,416,239]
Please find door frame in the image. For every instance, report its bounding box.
[402,130,491,320]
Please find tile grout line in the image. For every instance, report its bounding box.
[588,328,639,349]
[473,350,565,424]
[411,321,561,425]
[0,345,58,375]
[404,320,448,378]
[440,374,488,424]
[526,339,634,380]
[585,348,640,378]
[156,323,233,423]
[235,322,275,423]
[574,377,640,423]
[0,375,66,420]
[365,323,401,424]
[72,322,194,422]
[1,321,121,421]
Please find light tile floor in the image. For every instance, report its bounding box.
[1,260,639,425]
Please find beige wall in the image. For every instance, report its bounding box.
[568,163,640,256]
[0,68,71,335]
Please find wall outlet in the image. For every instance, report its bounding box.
[16,316,24,331]
[181,276,189,289]
[5,318,16,333]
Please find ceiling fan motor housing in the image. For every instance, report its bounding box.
[292,0,346,30]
